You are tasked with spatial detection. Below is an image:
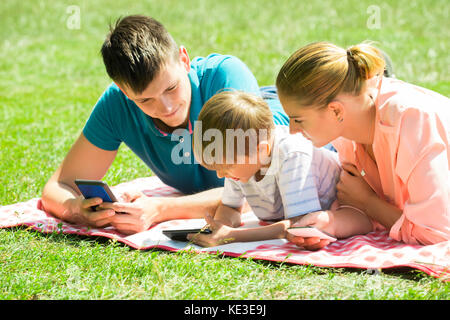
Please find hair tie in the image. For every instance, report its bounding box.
[346,49,354,60]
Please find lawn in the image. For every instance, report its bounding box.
[0,0,449,300]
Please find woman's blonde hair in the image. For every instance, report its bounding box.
[276,41,386,108]
[193,90,275,167]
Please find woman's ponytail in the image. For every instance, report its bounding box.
[276,41,386,109]
[344,43,385,94]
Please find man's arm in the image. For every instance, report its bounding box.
[158,187,224,220]
[41,133,118,226]
[99,187,224,234]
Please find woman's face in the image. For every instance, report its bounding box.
[279,95,342,147]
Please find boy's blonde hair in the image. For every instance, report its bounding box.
[193,90,275,168]
[276,41,385,108]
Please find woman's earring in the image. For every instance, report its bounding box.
[338,117,343,123]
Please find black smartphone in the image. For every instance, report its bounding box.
[162,227,212,242]
[74,179,118,204]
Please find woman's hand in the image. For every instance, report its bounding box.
[187,214,235,247]
[337,163,376,209]
[286,210,336,251]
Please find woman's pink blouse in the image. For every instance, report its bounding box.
[332,77,449,245]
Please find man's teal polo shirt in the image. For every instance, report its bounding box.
[83,54,288,194]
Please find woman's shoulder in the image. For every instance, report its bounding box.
[376,77,449,129]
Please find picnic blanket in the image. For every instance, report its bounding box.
[1,176,448,280]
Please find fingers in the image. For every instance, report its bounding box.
[291,213,316,228]
[82,208,115,227]
[110,222,141,235]
[286,232,305,246]
[81,197,103,209]
[99,201,140,214]
[286,231,331,251]
[187,232,211,247]
[203,213,224,232]
[302,238,331,251]
[109,213,153,234]
[120,191,143,202]
[291,211,328,229]
[341,162,361,177]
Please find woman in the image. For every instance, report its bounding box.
[276,41,449,250]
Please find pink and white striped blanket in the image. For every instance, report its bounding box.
[1,176,448,280]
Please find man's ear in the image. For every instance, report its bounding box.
[327,100,345,123]
[179,46,191,73]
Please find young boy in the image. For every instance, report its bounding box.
[189,90,373,247]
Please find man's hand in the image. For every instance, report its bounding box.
[99,191,167,234]
[67,196,115,227]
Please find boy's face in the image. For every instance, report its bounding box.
[214,141,272,183]
[119,47,192,129]
[215,159,263,183]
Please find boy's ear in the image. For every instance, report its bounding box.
[257,140,271,156]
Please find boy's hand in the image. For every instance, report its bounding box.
[213,203,242,228]
[187,214,235,247]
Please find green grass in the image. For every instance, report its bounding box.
[0,0,449,299]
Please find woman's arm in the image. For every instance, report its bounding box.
[286,202,373,250]
[337,163,402,229]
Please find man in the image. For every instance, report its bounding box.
[41,15,289,234]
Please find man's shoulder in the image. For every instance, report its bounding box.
[192,53,241,68]
[191,53,250,78]
[94,82,134,114]
[95,82,127,105]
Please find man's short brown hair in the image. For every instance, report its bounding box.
[101,15,179,94]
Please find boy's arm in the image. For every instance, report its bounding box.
[227,216,303,243]
[188,212,303,247]
[213,202,243,228]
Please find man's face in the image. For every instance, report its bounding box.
[120,48,192,129]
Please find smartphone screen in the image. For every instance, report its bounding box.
[74,179,118,203]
